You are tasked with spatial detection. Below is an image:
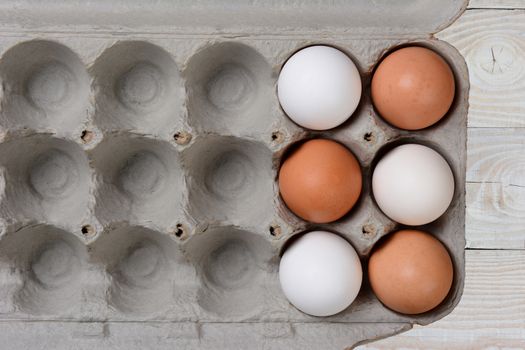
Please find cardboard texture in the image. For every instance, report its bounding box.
[0,1,468,348]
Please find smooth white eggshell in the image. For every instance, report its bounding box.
[277,46,362,130]
[372,144,455,226]
[279,231,362,317]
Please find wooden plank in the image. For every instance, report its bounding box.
[356,249,525,349]
[436,9,525,127]
[468,0,525,9]
[466,128,525,249]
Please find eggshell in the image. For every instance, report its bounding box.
[277,45,362,130]
[368,229,454,315]
[279,231,362,317]
[372,143,454,226]
[278,139,362,223]
[371,46,455,130]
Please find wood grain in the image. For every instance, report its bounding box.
[437,10,525,128]
[356,249,525,349]
[468,0,525,9]
[466,128,525,249]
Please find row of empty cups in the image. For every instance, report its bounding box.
[0,133,274,235]
[0,223,278,317]
[0,40,274,137]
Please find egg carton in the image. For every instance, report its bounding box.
[0,1,468,349]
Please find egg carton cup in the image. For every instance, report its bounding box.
[0,1,468,349]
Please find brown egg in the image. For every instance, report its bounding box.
[368,229,453,314]
[371,46,455,130]
[278,139,362,223]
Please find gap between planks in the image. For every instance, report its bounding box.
[466,128,525,249]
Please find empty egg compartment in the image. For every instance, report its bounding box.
[0,133,93,236]
[88,223,198,319]
[90,41,185,138]
[0,40,91,136]
[185,42,274,136]
[181,134,274,230]
[181,225,281,320]
[90,132,185,231]
[271,37,467,326]
[0,224,89,317]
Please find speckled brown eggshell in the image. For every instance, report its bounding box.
[278,138,362,224]
[368,229,454,315]
[371,46,455,130]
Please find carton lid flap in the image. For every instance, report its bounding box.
[0,0,468,36]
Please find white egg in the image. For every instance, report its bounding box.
[277,46,362,130]
[372,144,455,226]
[279,231,362,317]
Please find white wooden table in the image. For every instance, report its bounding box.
[358,1,525,348]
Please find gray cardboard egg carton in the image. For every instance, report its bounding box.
[0,1,468,349]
